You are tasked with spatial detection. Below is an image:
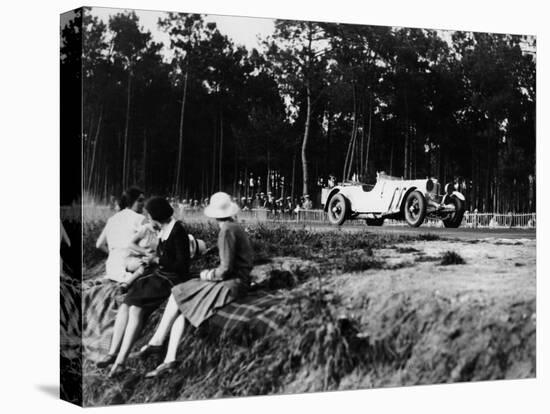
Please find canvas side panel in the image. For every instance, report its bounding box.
[60,7,83,407]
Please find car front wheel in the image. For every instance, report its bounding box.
[327,193,349,225]
[404,190,427,227]
[443,195,465,228]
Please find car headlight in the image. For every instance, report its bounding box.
[426,179,434,192]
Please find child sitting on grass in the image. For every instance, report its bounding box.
[121,222,159,291]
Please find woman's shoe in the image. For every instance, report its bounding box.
[96,354,116,368]
[107,363,127,379]
[131,343,164,360]
[144,361,177,379]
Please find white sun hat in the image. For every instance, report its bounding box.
[188,234,207,259]
[204,192,240,219]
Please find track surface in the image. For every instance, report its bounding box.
[287,223,536,240]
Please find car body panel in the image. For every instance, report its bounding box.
[322,173,464,224]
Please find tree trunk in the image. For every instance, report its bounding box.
[410,123,415,178]
[219,111,223,191]
[211,115,217,195]
[122,70,132,190]
[301,82,311,196]
[343,84,358,181]
[291,141,297,200]
[326,107,331,175]
[266,151,271,194]
[389,135,394,176]
[403,89,409,179]
[233,126,238,197]
[348,121,358,180]
[364,90,373,177]
[175,65,189,196]
[87,106,103,194]
[142,128,148,190]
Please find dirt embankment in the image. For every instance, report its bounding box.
[309,238,536,391]
[83,226,535,405]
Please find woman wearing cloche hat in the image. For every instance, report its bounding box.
[136,192,254,378]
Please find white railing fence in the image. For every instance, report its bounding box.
[61,205,536,229]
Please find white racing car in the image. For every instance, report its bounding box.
[321,173,466,228]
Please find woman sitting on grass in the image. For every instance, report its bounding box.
[96,187,146,283]
[98,196,191,377]
[135,191,253,378]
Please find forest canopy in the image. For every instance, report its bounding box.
[62,8,536,213]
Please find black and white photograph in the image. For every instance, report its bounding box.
[53,0,544,410]
[58,4,538,407]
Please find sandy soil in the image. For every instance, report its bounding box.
[280,237,537,392]
[328,237,536,309]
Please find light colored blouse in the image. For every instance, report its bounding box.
[96,208,145,282]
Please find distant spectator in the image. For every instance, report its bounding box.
[472,208,479,228]
[252,193,261,209]
[265,192,274,211]
[109,195,119,211]
[275,198,283,215]
[316,177,325,188]
[302,194,313,210]
[285,196,293,214]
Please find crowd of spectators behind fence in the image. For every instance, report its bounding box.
[162,192,316,217]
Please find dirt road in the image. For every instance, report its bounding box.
[295,223,536,240]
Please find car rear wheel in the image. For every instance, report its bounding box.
[327,193,349,225]
[443,195,465,228]
[404,190,427,227]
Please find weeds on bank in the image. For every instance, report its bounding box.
[82,221,441,277]
[440,251,466,265]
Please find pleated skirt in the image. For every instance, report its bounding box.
[172,278,246,328]
[124,270,180,311]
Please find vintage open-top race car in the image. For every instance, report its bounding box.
[321,173,466,228]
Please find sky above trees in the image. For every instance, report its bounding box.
[90,7,275,55]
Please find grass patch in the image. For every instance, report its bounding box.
[83,287,536,405]
[84,289,383,404]
[415,255,440,263]
[395,246,420,254]
[386,261,415,270]
[416,233,440,241]
[440,251,466,265]
[338,253,384,272]
[82,221,442,278]
[494,241,523,246]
